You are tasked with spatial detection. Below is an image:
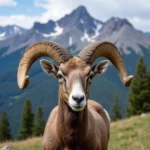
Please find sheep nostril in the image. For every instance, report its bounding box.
[79,96,84,101]
[72,95,85,104]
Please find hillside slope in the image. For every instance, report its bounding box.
[0,113,149,150]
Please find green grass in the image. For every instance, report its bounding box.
[0,138,42,150]
[109,113,150,150]
[0,114,150,150]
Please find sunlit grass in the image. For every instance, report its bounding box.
[0,137,42,150]
[109,114,150,150]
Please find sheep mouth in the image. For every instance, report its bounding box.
[70,105,85,112]
[73,106,83,109]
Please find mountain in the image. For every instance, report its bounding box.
[32,20,56,34]
[145,32,150,37]
[33,6,103,37]
[0,6,103,57]
[0,25,27,40]
[0,6,150,59]
[58,6,103,35]
[0,29,47,57]
[0,5,150,137]
[96,17,150,55]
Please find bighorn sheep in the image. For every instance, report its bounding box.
[17,41,133,150]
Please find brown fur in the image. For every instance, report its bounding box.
[42,57,110,150]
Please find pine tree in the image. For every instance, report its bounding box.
[0,111,12,142]
[142,70,150,112]
[127,56,147,116]
[32,106,45,136]
[111,93,122,121]
[18,99,34,140]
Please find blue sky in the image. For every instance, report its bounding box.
[0,0,150,32]
[0,1,44,16]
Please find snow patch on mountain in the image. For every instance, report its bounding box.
[0,25,27,40]
[0,32,5,40]
[51,23,63,37]
[42,23,63,38]
[42,33,51,38]
[14,26,22,34]
[69,37,73,46]
[80,19,84,24]
[80,21,102,42]
[81,32,92,42]
[92,21,102,39]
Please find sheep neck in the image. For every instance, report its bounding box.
[56,93,88,148]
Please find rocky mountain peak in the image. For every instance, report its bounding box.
[99,17,133,37]
[0,25,26,40]
[0,5,150,58]
[145,32,150,37]
[72,5,90,19]
[32,20,56,34]
[109,17,133,27]
[58,5,102,35]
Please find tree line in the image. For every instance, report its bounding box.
[111,56,150,121]
[127,56,150,116]
[0,99,45,142]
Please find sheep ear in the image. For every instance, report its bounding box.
[92,60,110,76]
[40,59,58,77]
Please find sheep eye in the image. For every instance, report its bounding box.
[88,73,94,80]
[89,74,94,80]
[57,74,63,80]
[86,74,94,84]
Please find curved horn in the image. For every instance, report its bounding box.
[17,41,72,89]
[78,41,133,87]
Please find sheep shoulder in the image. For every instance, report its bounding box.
[87,100,110,149]
[43,106,63,150]
[88,100,109,123]
[88,100,110,132]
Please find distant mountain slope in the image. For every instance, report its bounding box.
[145,32,150,37]
[0,6,150,59]
[0,25,27,40]
[32,20,56,34]
[58,6,103,35]
[0,6,103,57]
[96,17,150,55]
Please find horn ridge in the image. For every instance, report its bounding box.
[17,41,72,89]
[78,41,133,86]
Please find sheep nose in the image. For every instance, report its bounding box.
[72,95,85,104]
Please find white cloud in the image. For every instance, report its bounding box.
[0,0,17,6]
[0,15,38,29]
[34,0,75,22]
[0,0,150,31]
[129,17,150,32]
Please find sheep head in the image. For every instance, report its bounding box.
[17,41,133,112]
[40,57,109,111]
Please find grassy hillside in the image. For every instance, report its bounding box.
[109,114,150,150]
[0,113,149,150]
